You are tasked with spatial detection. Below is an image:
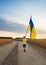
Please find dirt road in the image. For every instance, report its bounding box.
[0,41,46,65]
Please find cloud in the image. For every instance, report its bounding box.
[0,17,46,34]
[0,18,26,33]
[37,29,46,34]
[0,15,28,25]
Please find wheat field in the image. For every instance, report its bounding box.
[0,39,12,45]
[27,38,46,48]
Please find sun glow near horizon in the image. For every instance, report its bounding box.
[0,31,46,39]
[0,31,25,38]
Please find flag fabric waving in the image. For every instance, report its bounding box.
[27,17,36,39]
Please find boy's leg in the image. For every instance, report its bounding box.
[23,44,26,48]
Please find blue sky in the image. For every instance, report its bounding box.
[0,0,46,18]
[0,0,46,33]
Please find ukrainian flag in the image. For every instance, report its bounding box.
[27,17,36,39]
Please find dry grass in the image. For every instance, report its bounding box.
[27,39,46,49]
[0,39,12,45]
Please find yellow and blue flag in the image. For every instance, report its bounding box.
[27,17,36,39]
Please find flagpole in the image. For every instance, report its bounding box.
[25,27,28,37]
[25,15,32,38]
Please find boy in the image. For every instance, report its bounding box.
[23,36,26,52]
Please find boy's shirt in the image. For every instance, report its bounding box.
[23,38,26,44]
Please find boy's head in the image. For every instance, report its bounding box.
[23,36,26,38]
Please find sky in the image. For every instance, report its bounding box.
[0,0,46,38]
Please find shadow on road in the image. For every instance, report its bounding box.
[28,43,46,58]
[2,43,18,65]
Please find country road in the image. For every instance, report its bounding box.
[0,41,46,65]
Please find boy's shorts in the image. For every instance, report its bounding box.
[23,44,26,48]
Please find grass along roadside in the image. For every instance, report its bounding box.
[27,39,46,49]
[0,39,13,45]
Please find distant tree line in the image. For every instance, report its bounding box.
[0,37,13,39]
